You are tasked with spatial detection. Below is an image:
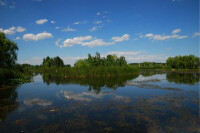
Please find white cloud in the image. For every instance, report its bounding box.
[192,32,200,38]
[63,36,92,47]
[16,26,26,32]
[36,19,48,25]
[50,21,55,23]
[112,34,130,42]
[0,26,26,35]
[82,39,113,47]
[89,25,103,32]
[15,37,20,40]
[62,33,130,47]
[172,29,181,34]
[3,29,15,35]
[61,90,113,102]
[97,12,100,16]
[145,33,154,38]
[61,27,76,32]
[143,29,188,40]
[55,26,60,29]
[93,20,102,24]
[23,32,53,41]
[73,20,87,25]
[107,51,143,56]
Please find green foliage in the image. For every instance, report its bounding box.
[74,52,127,67]
[42,73,139,93]
[166,55,200,69]
[0,32,18,68]
[42,56,64,67]
[130,62,165,69]
[41,65,139,78]
[166,72,200,85]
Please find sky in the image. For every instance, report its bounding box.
[0,0,199,65]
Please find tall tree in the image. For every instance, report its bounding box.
[0,32,18,68]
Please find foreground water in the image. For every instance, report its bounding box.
[0,71,199,133]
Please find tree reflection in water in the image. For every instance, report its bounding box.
[166,72,200,85]
[0,85,19,121]
[42,73,139,93]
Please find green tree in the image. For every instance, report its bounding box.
[0,32,18,68]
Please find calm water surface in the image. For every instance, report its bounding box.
[0,72,199,133]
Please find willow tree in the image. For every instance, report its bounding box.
[0,32,18,68]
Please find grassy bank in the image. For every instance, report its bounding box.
[0,68,33,87]
[40,65,139,78]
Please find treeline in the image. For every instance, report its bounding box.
[41,53,138,77]
[42,56,64,67]
[74,52,127,67]
[130,62,166,69]
[166,55,200,69]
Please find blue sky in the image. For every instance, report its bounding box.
[0,0,199,65]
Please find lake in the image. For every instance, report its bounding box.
[0,71,199,133]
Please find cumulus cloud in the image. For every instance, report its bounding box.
[97,12,100,16]
[61,27,76,32]
[63,36,92,47]
[61,34,130,47]
[16,26,26,32]
[192,32,200,38]
[172,29,181,34]
[23,32,53,41]
[36,19,48,25]
[0,26,26,35]
[50,21,55,23]
[112,34,130,42]
[82,39,113,47]
[55,26,60,29]
[141,29,188,40]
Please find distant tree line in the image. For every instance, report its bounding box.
[130,62,165,69]
[166,55,200,69]
[42,56,64,67]
[74,52,127,67]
